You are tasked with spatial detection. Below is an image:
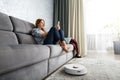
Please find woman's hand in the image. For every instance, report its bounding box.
[56,24,61,30]
[41,27,46,32]
[41,27,48,38]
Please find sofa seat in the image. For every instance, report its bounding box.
[0,44,50,75]
[0,60,48,80]
[48,44,73,58]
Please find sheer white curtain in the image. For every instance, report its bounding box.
[83,0,120,53]
[68,0,87,57]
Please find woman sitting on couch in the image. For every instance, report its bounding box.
[32,19,69,52]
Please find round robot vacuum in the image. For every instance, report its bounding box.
[64,64,87,75]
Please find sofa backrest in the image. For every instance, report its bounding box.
[10,16,36,44]
[0,12,18,45]
[0,12,37,45]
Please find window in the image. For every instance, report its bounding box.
[83,0,120,52]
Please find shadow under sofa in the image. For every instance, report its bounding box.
[0,12,74,80]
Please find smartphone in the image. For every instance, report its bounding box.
[57,21,60,25]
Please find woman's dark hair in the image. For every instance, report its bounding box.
[35,18,45,28]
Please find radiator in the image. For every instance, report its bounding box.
[87,34,96,50]
[87,33,114,51]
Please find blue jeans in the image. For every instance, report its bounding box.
[43,27,65,44]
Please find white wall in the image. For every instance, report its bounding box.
[0,0,53,30]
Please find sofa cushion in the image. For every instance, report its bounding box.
[10,16,35,34]
[48,44,73,58]
[0,31,18,45]
[0,12,13,31]
[16,33,36,44]
[0,44,50,75]
[0,60,48,80]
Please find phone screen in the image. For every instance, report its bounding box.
[58,21,60,25]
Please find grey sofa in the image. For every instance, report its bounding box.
[0,12,74,80]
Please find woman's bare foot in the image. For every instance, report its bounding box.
[59,41,70,53]
[61,45,70,53]
[59,41,62,46]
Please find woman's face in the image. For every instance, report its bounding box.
[38,20,45,29]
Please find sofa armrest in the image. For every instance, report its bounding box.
[0,44,50,75]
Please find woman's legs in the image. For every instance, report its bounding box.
[59,40,70,53]
[44,27,69,52]
[44,27,60,44]
[57,29,70,52]
[58,30,64,41]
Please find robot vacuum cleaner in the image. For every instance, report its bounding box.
[64,64,87,75]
